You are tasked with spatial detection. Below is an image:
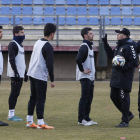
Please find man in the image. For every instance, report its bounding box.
[76,27,97,126]
[7,26,28,121]
[26,23,56,129]
[102,28,137,127]
[0,26,9,126]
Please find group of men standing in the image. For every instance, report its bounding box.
[0,24,140,128]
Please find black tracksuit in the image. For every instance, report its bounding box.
[104,38,138,123]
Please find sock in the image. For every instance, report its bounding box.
[26,115,33,124]
[8,109,15,118]
[38,119,44,125]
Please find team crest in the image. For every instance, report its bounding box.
[120,28,123,31]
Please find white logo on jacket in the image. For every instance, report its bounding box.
[130,46,136,59]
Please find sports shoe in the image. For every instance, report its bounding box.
[0,121,9,126]
[83,119,98,125]
[78,119,97,126]
[37,124,54,129]
[128,114,134,122]
[26,122,37,128]
[115,122,129,127]
[8,116,23,121]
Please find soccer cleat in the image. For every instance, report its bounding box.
[0,121,9,126]
[26,122,37,128]
[83,119,98,125]
[37,124,54,129]
[128,114,134,122]
[78,119,97,126]
[8,116,23,121]
[115,122,129,127]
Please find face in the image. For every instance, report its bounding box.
[84,30,94,41]
[0,29,3,39]
[117,33,127,40]
[15,30,25,36]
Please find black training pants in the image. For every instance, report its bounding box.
[28,77,47,119]
[9,78,23,109]
[78,78,94,122]
[110,87,132,124]
[138,72,140,116]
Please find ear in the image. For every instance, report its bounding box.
[15,33,18,36]
[84,34,87,39]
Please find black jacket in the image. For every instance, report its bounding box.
[104,38,138,92]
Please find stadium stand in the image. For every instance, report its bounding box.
[110,0,120,5]
[44,7,54,15]
[45,0,54,5]
[77,17,87,25]
[111,7,120,15]
[111,17,121,25]
[23,0,32,5]
[11,17,21,25]
[122,7,132,15]
[77,7,87,15]
[132,0,140,5]
[89,17,99,25]
[12,0,21,5]
[33,17,43,25]
[122,17,132,25]
[55,17,65,25]
[22,7,32,15]
[11,6,21,15]
[121,0,131,5]
[88,0,98,5]
[103,17,110,25]
[66,0,76,5]
[1,0,11,4]
[44,17,54,24]
[133,17,140,25]
[55,0,65,5]
[56,7,65,15]
[34,0,44,5]
[33,7,43,15]
[100,7,109,15]
[22,17,32,25]
[77,0,87,5]
[133,7,140,15]
[88,7,98,15]
[99,0,109,5]
[0,6,10,15]
[66,17,76,25]
[0,17,9,25]
[67,7,76,15]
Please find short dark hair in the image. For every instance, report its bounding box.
[81,27,92,39]
[44,23,56,37]
[0,26,3,29]
[13,26,24,36]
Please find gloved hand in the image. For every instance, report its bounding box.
[114,65,123,71]
[102,33,108,45]
[24,70,28,82]
[14,72,20,83]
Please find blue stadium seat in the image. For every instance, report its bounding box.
[132,0,140,5]
[102,17,110,25]
[77,7,87,15]
[1,0,10,4]
[88,0,98,5]
[11,17,21,25]
[23,0,32,4]
[55,0,65,5]
[133,7,140,15]
[55,17,65,25]
[34,0,43,4]
[77,0,87,5]
[110,0,120,5]
[33,17,43,25]
[0,6,10,15]
[100,7,109,15]
[88,7,98,15]
[0,17,9,25]
[22,17,32,25]
[111,17,121,25]
[66,17,76,25]
[134,17,140,25]
[22,7,32,15]
[66,0,76,5]
[33,7,43,15]
[77,17,87,25]
[122,17,132,25]
[111,7,120,15]
[56,7,65,15]
[67,7,76,15]
[89,17,99,25]
[11,7,21,15]
[122,7,132,15]
[44,7,54,15]
[99,0,109,5]
[121,0,131,5]
[12,0,21,4]
[45,0,54,4]
[44,17,54,24]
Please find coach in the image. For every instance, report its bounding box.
[102,28,137,127]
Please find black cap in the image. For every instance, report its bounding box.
[115,28,130,37]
